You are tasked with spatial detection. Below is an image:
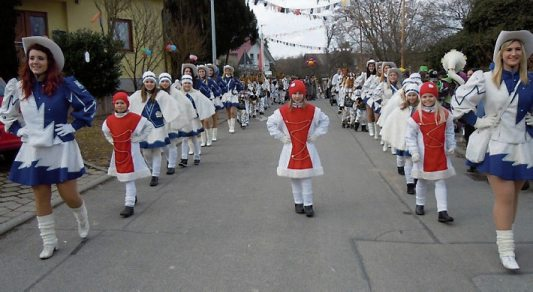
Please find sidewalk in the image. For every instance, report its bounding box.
[0,162,111,235]
[0,116,232,236]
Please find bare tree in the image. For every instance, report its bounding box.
[93,0,132,36]
[121,1,165,90]
[332,0,472,67]
[162,8,208,78]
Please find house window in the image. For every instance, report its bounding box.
[16,11,48,42]
[112,19,133,51]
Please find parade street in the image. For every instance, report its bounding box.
[1,99,532,292]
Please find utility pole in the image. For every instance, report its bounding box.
[400,0,406,69]
[210,0,217,64]
[260,24,265,73]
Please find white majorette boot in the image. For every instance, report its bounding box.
[72,201,89,238]
[496,230,520,270]
[200,132,207,147]
[37,214,58,259]
[206,128,213,146]
[229,118,236,133]
[368,122,375,137]
[212,128,218,142]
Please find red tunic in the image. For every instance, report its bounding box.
[411,110,448,172]
[105,113,142,174]
[280,103,316,170]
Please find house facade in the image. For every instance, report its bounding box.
[224,39,275,76]
[15,0,166,93]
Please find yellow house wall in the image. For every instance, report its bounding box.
[17,0,68,35]
[16,0,167,89]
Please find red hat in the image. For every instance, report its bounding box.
[419,82,438,97]
[112,91,130,108]
[288,80,307,96]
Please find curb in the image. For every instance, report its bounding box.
[0,165,113,236]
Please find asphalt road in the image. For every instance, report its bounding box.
[1,99,532,291]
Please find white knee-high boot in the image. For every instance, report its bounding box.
[229,118,236,133]
[496,230,520,270]
[206,128,212,146]
[72,201,89,238]
[200,132,207,147]
[37,214,58,259]
[212,128,218,142]
[368,122,375,137]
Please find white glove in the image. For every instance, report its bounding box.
[447,147,455,155]
[280,135,291,144]
[411,153,420,162]
[55,123,76,136]
[16,128,29,142]
[474,116,498,129]
[307,135,318,142]
[525,113,533,126]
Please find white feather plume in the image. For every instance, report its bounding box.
[441,49,467,73]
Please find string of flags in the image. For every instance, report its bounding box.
[266,37,326,52]
[251,0,349,20]
[266,25,324,38]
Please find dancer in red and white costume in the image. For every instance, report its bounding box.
[102,92,154,217]
[405,82,456,223]
[267,80,329,217]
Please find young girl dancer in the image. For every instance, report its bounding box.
[405,82,456,223]
[158,72,196,174]
[178,75,215,167]
[266,80,329,217]
[129,71,179,186]
[102,92,154,217]
[381,83,420,194]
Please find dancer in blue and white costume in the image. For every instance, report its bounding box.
[207,64,226,142]
[452,30,533,271]
[129,71,179,187]
[221,65,244,133]
[0,36,95,259]
[197,64,222,146]
[360,60,379,136]
[178,75,215,167]
[158,72,196,174]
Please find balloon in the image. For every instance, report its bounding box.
[142,48,152,57]
[170,45,176,52]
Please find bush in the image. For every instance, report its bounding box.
[53,29,124,98]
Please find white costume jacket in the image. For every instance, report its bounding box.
[452,70,533,180]
[267,103,329,178]
[129,90,178,148]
